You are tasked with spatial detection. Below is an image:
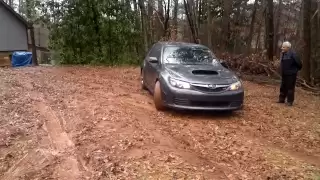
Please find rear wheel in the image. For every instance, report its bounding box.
[154,81,166,111]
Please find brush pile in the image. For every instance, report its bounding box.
[220,53,320,93]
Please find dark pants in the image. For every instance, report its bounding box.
[279,74,297,103]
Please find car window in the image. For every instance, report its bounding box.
[148,44,162,60]
[163,46,218,65]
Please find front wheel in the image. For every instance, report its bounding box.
[141,70,147,90]
[153,81,166,111]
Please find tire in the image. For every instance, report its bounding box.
[141,70,147,90]
[154,81,166,111]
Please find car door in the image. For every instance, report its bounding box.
[148,44,162,92]
[144,44,162,90]
[142,46,154,89]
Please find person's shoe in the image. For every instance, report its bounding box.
[286,102,293,106]
[277,100,285,103]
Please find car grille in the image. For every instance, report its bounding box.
[191,84,229,93]
[173,98,189,105]
[190,101,230,107]
[173,98,231,107]
[230,101,242,107]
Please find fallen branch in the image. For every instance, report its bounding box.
[297,77,320,92]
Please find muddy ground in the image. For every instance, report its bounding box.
[0,66,319,180]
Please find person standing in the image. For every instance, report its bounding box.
[278,41,302,106]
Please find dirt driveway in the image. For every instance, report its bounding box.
[0,66,319,180]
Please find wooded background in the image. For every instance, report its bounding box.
[3,0,320,87]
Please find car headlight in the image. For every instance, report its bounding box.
[229,81,242,91]
[168,77,191,89]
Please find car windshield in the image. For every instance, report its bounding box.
[163,46,218,65]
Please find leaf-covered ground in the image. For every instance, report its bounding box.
[0,66,319,180]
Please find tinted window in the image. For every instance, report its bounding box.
[163,46,218,65]
[148,44,162,60]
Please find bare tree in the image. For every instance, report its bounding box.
[206,0,212,48]
[172,0,179,40]
[247,0,259,54]
[221,0,232,51]
[26,0,38,65]
[302,0,311,82]
[274,0,283,56]
[265,0,274,61]
[310,0,319,85]
[148,0,154,43]
[151,0,171,40]
[183,0,199,43]
[163,0,171,38]
[138,0,149,53]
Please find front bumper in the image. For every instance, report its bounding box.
[160,79,244,111]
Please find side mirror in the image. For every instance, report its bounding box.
[219,60,228,68]
[148,56,158,63]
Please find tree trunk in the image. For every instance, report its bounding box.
[247,0,259,54]
[197,0,202,31]
[233,4,241,54]
[221,0,232,51]
[189,0,199,41]
[207,0,212,48]
[89,0,102,54]
[172,0,179,41]
[133,0,140,31]
[255,20,263,53]
[265,0,274,61]
[189,0,196,32]
[310,0,318,84]
[26,0,37,66]
[163,0,171,39]
[138,0,149,53]
[148,0,154,43]
[317,0,320,83]
[158,0,164,19]
[133,0,142,56]
[302,0,311,82]
[29,26,38,66]
[157,0,164,40]
[183,0,198,43]
[273,0,283,57]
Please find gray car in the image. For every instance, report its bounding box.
[140,42,244,111]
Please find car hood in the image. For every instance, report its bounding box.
[164,64,237,84]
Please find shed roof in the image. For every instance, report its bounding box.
[0,0,29,27]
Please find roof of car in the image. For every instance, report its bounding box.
[156,41,207,48]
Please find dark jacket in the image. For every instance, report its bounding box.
[281,50,302,75]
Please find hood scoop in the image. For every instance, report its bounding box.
[192,70,218,75]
